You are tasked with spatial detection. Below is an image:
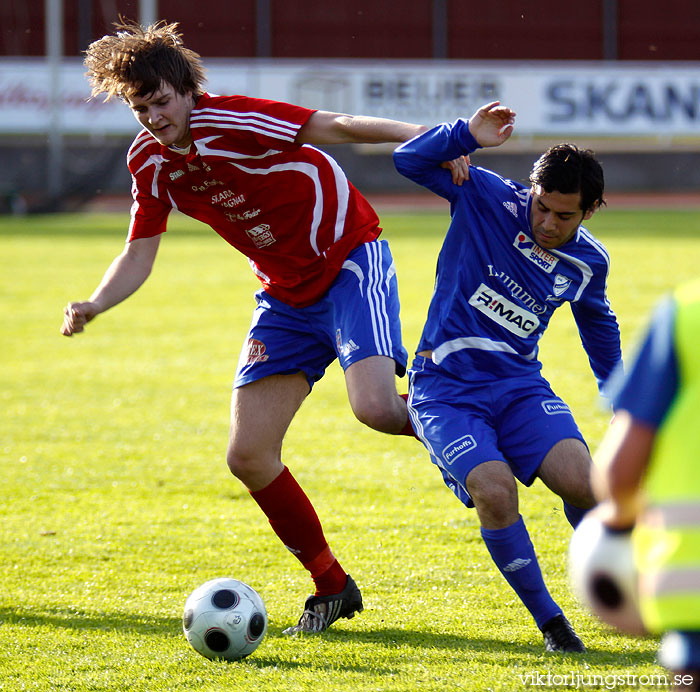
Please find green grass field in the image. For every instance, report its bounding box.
[2,206,699,691]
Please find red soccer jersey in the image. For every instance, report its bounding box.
[127,93,382,307]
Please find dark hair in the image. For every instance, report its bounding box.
[529,143,606,213]
[84,19,206,101]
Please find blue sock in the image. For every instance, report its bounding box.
[481,515,561,629]
[563,501,588,529]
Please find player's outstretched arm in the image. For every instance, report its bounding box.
[296,111,428,146]
[467,101,516,148]
[297,111,469,184]
[61,234,161,336]
[591,410,654,529]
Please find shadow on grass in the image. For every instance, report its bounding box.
[0,605,182,637]
[243,627,659,675]
[0,605,656,671]
[313,627,657,665]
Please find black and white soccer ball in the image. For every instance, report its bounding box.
[568,514,646,636]
[183,578,268,660]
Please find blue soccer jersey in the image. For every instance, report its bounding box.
[393,119,622,388]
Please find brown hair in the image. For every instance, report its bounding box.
[84,19,206,101]
[529,143,606,213]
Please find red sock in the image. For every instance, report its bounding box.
[313,560,348,597]
[399,393,419,439]
[250,466,347,595]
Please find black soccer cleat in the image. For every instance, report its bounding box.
[283,574,364,635]
[541,614,586,652]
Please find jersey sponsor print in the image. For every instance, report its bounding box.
[513,232,559,273]
[469,283,540,337]
[442,434,478,466]
[541,399,572,415]
[245,338,269,364]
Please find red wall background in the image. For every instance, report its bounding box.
[3,0,699,61]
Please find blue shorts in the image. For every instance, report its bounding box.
[234,239,407,389]
[407,355,586,508]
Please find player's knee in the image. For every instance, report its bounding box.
[226,438,283,492]
[467,465,519,525]
[351,396,405,433]
[473,486,518,523]
[226,443,258,482]
[540,439,596,508]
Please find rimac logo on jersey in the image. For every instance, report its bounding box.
[513,233,559,273]
[443,434,477,465]
[469,283,540,337]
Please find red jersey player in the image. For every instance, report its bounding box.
[61,20,467,634]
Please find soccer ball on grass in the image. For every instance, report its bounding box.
[183,577,268,660]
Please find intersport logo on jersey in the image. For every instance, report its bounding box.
[513,233,559,273]
[469,283,540,337]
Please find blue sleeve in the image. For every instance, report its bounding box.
[604,296,679,426]
[569,263,622,391]
[393,119,482,200]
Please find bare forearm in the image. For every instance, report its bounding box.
[89,249,152,314]
[61,235,160,336]
[297,111,428,145]
[332,115,428,143]
[592,411,654,527]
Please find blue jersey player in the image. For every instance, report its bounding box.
[393,102,622,652]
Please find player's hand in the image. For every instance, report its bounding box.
[468,101,516,148]
[441,155,470,185]
[61,301,100,336]
[589,502,636,533]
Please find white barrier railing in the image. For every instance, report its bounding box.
[1,58,698,140]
